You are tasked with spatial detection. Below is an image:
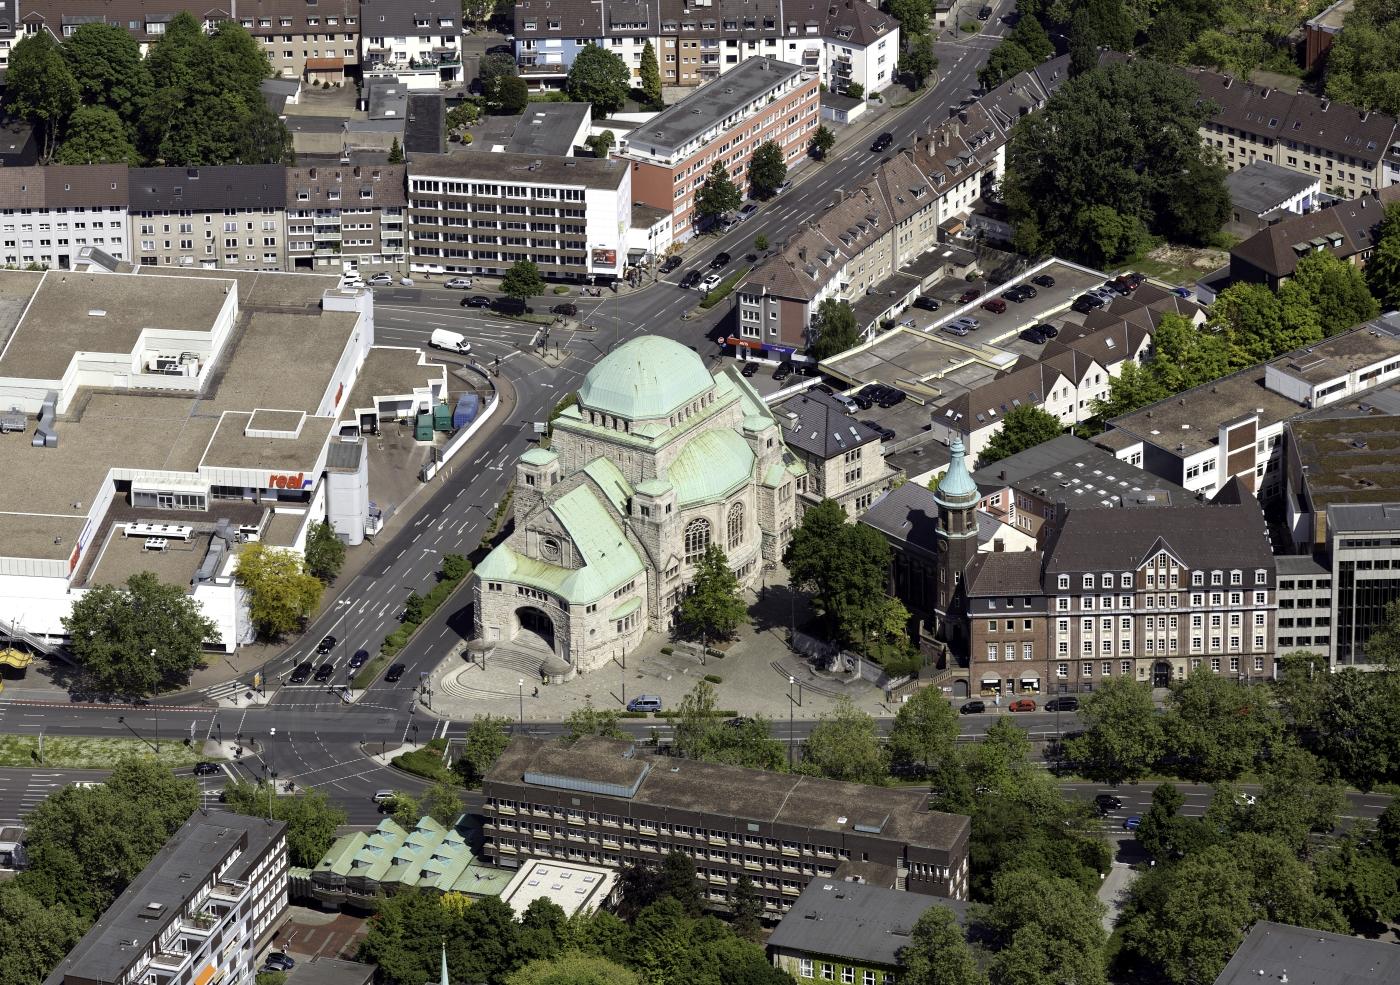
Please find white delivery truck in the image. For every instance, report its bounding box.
[430,329,472,354]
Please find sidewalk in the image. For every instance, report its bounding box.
[423,565,900,723]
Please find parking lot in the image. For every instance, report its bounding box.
[922,260,1107,350]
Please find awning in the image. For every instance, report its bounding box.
[305,57,345,72]
[1019,671,1040,682]
[980,674,1000,685]
[763,343,796,356]
[725,336,763,351]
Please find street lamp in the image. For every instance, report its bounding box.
[150,650,159,752]
[518,678,525,728]
[787,676,803,769]
[267,727,277,817]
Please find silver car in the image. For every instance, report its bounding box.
[367,273,393,286]
[444,277,472,289]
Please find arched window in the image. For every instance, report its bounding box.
[684,518,710,563]
[727,502,744,550]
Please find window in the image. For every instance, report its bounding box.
[822,965,834,981]
[1083,574,1094,589]
[864,973,876,985]
[1121,573,1132,588]
[799,960,813,979]
[1057,662,1068,678]
[1058,574,1069,590]
[684,518,711,563]
[1023,643,1033,661]
[1121,660,1132,675]
[842,969,854,985]
[727,502,744,550]
[987,644,998,662]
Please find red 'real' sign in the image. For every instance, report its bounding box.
[268,472,312,490]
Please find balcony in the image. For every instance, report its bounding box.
[210,879,248,902]
[150,950,192,973]
[179,910,220,936]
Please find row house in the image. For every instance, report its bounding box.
[1228,185,1400,290]
[130,165,287,271]
[0,165,128,270]
[512,0,898,97]
[285,158,406,272]
[621,56,819,243]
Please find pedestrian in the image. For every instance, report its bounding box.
[532,686,539,698]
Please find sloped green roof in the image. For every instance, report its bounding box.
[668,428,755,506]
[476,485,644,605]
[609,596,642,620]
[583,457,633,515]
[521,447,559,466]
[577,336,714,420]
[636,477,672,496]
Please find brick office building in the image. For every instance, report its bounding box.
[482,736,970,918]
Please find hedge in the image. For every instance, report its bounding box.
[390,737,457,784]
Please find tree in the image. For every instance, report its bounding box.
[1165,670,1282,783]
[1290,250,1380,336]
[979,41,1037,91]
[899,905,985,985]
[694,161,742,223]
[1004,59,1231,263]
[424,782,466,826]
[502,259,547,303]
[754,233,769,251]
[785,498,899,649]
[660,850,705,914]
[886,0,929,35]
[404,592,427,625]
[63,572,216,695]
[1324,0,1400,115]
[731,875,763,941]
[563,700,627,744]
[639,41,663,108]
[810,124,836,159]
[978,404,1062,466]
[389,790,421,828]
[507,952,640,985]
[220,781,347,865]
[1365,208,1400,310]
[800,698,887,784]
[667,680,786,770]
[888,686,959,777]
[899,33,939,89]
[1012,12,1055,60]
[442,553,472,582]
[677,544,747,648]
[62,22,151,131]
[845,82,865,100]
[480,52,519,87]
[387,136,404,163]
[0,883,84,985]
[982,870,1107,985]
[1149,312,1236,394]
[459,715,512,786]
[808,297,861,359]
[1063,676,1163,784]
[54,106,140,165]
[1315,833,1400,932]
[487,73,530,115]
[7,33,79,161]
[1246,747,1345,850]
[304,521,347,582]
[234,543,323,640]
[566,44,632,116]
[585,129,615,158]
[1090,360,1168,420]
[747,140,788,199]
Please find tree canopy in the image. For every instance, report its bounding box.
[695,162,743,222]
[1324,0,1400,116]
[566,44,632,116]
[977,404,1062,466]
[502,260,547,302]
[220,780,348,866]
[809,297,861,360]
[235,543,323,640]
[304,521,347,582]
[800,698,888,784]
[677,544,747,647]
[639,41,663,108]
[746,141,788,199]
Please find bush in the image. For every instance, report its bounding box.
[660,646,674,655]
[704,674,723,684]
[960,21,980,32]
[391,737,458,785]
[553,285,570,294]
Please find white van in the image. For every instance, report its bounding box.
[430,329,471,354]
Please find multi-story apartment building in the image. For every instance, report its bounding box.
[1185,65,1400,198]
[512,0,897,96]
[407,153,629,281]
[361,0,462,87]
[0,164,128,270]
[735,57,1070,351]
[42,812,288,985]
[1227,186,1400,290]
[775,389,897,518]
[482,736,971,917]
[962,498,1278,698]
[1274,554,1333,664]
[0,0,16,71]
[130,166,287,271]
[620,57,818,243]
[285,158,406,272]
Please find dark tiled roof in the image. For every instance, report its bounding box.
[1231,187,1400,279]
[130,166,287,211]
[860,481,941,553]
[1042,502,1272,576]
[777,390,881,459]
[286,161,407,208]
[965,550,1045,597]
[405,94,446,155]
[768,880,969,968]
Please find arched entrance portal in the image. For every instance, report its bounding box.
[1152,661,1172,688]
[515,606,556,653]
[952,679,970,699]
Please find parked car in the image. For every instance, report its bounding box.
[1032,273,1056,288]
[313,662,335,683]
[913,295,941,311]
[660,255,683,274]
[710,251,732,269]
[1033,322,1059,339]
[942,323,971,337]
[1003,285,1036,302]
[953,316,981,330]
[679,270,703,290]
[367,273,393,286]
[699,272,723,292]
[1020,327,1048,344]
[850,390,874,410]
[871,131,894,152]
[1104,279,1131,296]
[1070,297,1097,314]
[1124,271,1146,287]
[444,277,473,289]
[551,302,578,317]
[772,361,794,381]
[960,699,986,714]
[1090,287,1118,302]
[1008,698,1037,712]
[349,648,370,669]
[831,393,860,414]
[289,662,313,684]
[1094,793,1123,815]
[741,360,761,377]
[863,420,896,441]
[958,288,982,303]
[981,298,1007,314]
[1046,695,1079,712]
[737,204,759,222]
[264,954,295,972]
[1074,293,1106,310]
[1171,286,1193,299]
[1123,815,1142,831]
[627,695,663,712]
[461,295,492,307]
[384,663,407,683]
[193,762,222,776]
[977,4,992,18]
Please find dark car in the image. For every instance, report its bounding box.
[551,302,579,317]
[958,288,982,303]
[1124,815,1142,831]
[710,252,731,269]
[660,255,683,274]
[491,297,527,315]
[978,4,992,18]
[877,386,906,408]
[1020,327,1048,344]
[960,699,986,714]
[1032,273,1056,288]
[872,131,894,152]
[981,298,1007,314]
[1033,322,1059,339]
[772,361,794,382]
[289,662,313,684]
[349,648,370,669]
[1017,284,1038,299]
[1002,286,1029,303]
[679,270,703,290]
[317,634,336,654]
[1046,695,1079,712]
[741,360,761,377]
[913,295,941,311]
[193,762,222,776]
[461,295,492,308]
[862,420,896,441]
[384,662,407,683]
[1094,793,1123,815]
[313,662,335,683]
[264,954,295,972]
[1105,278,1131,296]
[850,391,874,410]
[1074,293,1106,310]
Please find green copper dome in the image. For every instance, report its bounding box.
[577,336,714,421]
[934,438,980,506]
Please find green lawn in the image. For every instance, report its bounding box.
[699,267,750,309]
[0,733,212,770]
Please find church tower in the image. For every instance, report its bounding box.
[933,438,980,645]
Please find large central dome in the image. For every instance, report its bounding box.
[577,335,715,421]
